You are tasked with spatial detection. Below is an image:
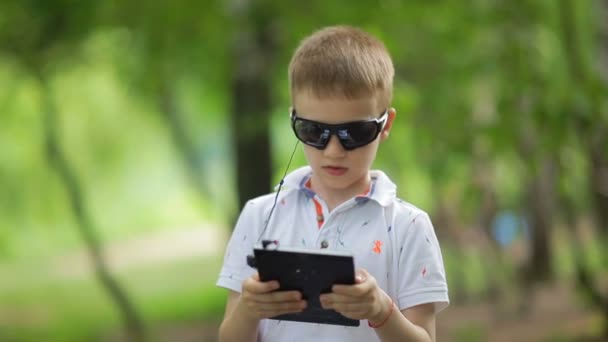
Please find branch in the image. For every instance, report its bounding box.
[39,74,146,342]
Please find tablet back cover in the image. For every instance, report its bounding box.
[253,247,359,327]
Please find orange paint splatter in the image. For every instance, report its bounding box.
[373,240,383,254]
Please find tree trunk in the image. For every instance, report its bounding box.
[588,136,608,341]
[230,5,276,216]
[39,75,146,342]
[590,144,608,242]
[516,110,555,285]
[477,184,504,301]
[559,0,608,337]
[523,159,555,283]
[561,192,608,340]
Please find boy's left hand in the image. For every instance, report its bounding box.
[319,268,392,322]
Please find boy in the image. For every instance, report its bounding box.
[217,25,449,341]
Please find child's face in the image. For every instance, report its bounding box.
[292,91,395,198]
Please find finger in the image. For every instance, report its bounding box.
[257,307,305,319]
[254,300,307,313]
[323,299,370,320]
[243,276,280,294]
[353,268,371,283]
[253,290,303,303]
[334,307,369,320]
[331,301,368,312]
[332,281,372,295]
[321,293,370,305]
[333,271,375,295]
[320,295,372,312]
[355,269,367,284]
[249,301,308,319]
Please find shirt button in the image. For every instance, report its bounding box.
[317,214,324,222]
[320,240,329,248]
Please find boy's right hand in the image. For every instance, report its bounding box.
[238,273,307,321]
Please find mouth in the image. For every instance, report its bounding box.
[323,166,348,176]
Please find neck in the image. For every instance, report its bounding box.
[310,173,371,212]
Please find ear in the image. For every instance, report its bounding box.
[380,108,396,142]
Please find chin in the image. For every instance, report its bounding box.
[327,179,356,190]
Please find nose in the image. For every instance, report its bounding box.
[323,135,346,158]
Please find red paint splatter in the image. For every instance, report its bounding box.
[373,240,383,254]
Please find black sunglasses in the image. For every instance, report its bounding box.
[290,109,388,150]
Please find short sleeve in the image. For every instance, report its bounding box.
[216,200,260,292]
[397,213,449,313]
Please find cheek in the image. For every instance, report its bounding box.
[352,146,378,166]
[302,146,319,165]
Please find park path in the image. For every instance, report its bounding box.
[148,282,601,342]
[55,226,600,341]
[51,224,228,278]
[2,225,601,341]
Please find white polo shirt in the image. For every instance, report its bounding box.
[217,166,449,342]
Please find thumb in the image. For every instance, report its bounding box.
[355,269,368,284]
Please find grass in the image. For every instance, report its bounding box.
[454,323,486,342]
[1,225,603,342]
[0,255,226,342]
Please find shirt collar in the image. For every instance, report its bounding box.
[277,166,396,207]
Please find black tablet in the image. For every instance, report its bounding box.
[250,243,359,327]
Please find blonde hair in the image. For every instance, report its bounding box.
[288,26,394,109]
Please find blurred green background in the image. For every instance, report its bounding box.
[1,0,607,341]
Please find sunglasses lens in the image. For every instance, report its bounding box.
[294,120,328,148]
[292,114,384,150]
[341,122,379,149]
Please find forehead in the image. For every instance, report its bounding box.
[293,91,380,124]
